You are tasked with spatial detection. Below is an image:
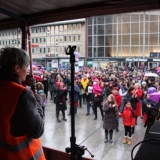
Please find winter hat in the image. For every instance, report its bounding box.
[142,81,147,85]
[113,87,119,91]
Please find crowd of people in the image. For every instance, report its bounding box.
[35,66,160,146]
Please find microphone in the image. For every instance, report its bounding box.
[29,77,36,93]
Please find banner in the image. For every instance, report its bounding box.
[52,60,58,68]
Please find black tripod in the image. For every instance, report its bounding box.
[65,45,94,160]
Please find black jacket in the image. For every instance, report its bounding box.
[142,98,157,115]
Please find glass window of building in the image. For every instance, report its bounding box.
[47,47,50,53]
[55,47,58,53]
[32,38,34,43]
[51,26,54,35]
[43,38,46,43]
[68,36,72,41]
[36,38,38,43]
[32,48,34,53]
[39,27,42,33]
[98,16,104,24]
[55,36,58,42]
[51,37,54,45]
[44,48,46,53]
[88,36,92,46]
[59,47,63,53]
[31,28,34,33]
[43,27,46,32]
[77,24,81,30]
[59,25,63,32]
[105,15,113,23]
[47,37,50,46]
[40,48,42,53]
[59,36,63,42]
[51,47,54,53]
[47,27,50,35]
[55,26,58,34]
[73,35,77,41]
[73,24,76,30]
[64,36,67,42]
[68,24,72,31]
[35,28,38,33]
[78,35,81,41]
[77,46,81,52]
[88,26,92,35]
[64,25,67,31]
[39,38,42,43]
[88,47,92,57]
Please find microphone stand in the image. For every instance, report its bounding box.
[65,45,94,160]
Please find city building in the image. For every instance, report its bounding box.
[87,10,160,69]
[0,19,86,69]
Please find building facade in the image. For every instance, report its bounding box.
[0,19,86,69]
[87,10,160,69]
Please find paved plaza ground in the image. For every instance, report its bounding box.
[41,98,146,160]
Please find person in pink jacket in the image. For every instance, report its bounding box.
[119,100,136,145]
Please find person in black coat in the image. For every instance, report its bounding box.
[42,74,48,98]
[55,82,67,122]
[142,94,157,123]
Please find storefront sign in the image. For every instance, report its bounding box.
[92,58,116,61]
[153,59,160,62]
[125,58,147,62]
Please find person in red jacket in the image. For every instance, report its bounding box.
[112,87,122,132]
[119,101,136,145]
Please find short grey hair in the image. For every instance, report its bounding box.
[0,47,30,70]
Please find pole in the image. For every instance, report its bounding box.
[65,46,76,160]
[27,26,33,76]
[70,61,76,160]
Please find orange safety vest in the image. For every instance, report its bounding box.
[0,81,45,160]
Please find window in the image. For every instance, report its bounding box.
[77,24,81,30]
[55,47,58,53]
[73,24,76,30]
[43,38,46,43]
[32,38,34,43]
[55,26,58,34]
[44,48,46,53]
[77,46,81,52]
[59,47,63,53]
[68,36,72,41]
[55,36,58,42]
[40,48,42,53]
[36,38,38,43]
[47,48,50,53]
[35,28,38,33]
[73,35,76,41]
[64,36,67,42]
[51,26,54,35]
[47,27,50,35]
[39,27,42,33]
[51,47,54,53]
[32,48,34,53]
[51,37,54,45]
[59,25,63,32]
[47,37,50,46]
[64,25,67,31]
[31,28,34,33]
[59,36,63,42]
[68,24,72,31]
[43,27,46,32]
[78,35,81,41]
[39,38,42,43]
